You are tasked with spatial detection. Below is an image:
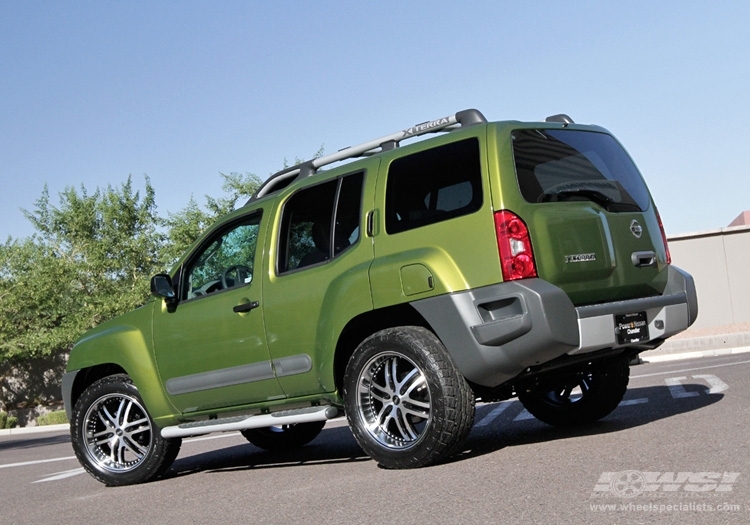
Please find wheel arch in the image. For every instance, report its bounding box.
[333,303,431,393]
[63,363,127,420]
[64,318,179,426]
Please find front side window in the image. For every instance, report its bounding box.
[512,129,650,212]
[385,138,482,234]
[278,172,364,273]
[183,213,261,299]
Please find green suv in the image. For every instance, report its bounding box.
[62,109,697,485]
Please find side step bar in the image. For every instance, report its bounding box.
[161,405,341,439]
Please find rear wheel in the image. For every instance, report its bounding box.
[517,357,630,426]
[240,421,325,450]
[343,326,475,469]
[70,374,181,486]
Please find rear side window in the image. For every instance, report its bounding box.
[512,129,650,212]
[385,138,482,234]
[278,172,364,273]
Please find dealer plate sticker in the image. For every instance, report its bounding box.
[616,312,649,344]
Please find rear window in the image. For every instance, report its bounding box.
[512,129,650,212]
[385,138,482,234]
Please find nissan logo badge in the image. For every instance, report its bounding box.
[630,220,643,239]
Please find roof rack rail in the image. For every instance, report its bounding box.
[251,108,487,200]
[545,114,574,124]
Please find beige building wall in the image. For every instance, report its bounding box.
[668,225,750,331]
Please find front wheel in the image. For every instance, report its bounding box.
[70,374,181,486]
[343,326,475,469]
[517,357,630,426]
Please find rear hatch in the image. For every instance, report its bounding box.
[510,127,669,306]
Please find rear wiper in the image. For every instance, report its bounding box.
[539,189,641,212]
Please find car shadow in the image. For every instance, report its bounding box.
[164,381,723,480]
[165,425,367,480]
[452,382,723,464]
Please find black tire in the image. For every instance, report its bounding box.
[70,374,182,486]
[343,326,475,469]
[240,421,325,451]
[517,357,630,426]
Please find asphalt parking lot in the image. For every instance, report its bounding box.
[2,352,750,524]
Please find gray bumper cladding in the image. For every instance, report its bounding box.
[411,266,697,388]
[412,279,580,387]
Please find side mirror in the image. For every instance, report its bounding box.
[150,274,177,305]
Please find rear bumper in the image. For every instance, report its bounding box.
[411,265,697,387]
[571,265,697,355]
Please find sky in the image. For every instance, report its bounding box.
[2,1,749,241]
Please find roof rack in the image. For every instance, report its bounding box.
[251,108,487,200]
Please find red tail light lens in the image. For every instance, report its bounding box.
[656,209,672,265]
[494,210,537,280]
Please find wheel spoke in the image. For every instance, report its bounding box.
[99,404,118,426]
[369,379,393,404]
[384,357,398,393]
[392,406,418,441]
[122,435,148,457]
[396,367,420,394]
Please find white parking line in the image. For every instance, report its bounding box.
[693,374,729,394]
[0,456,77,469]
[632,358,750,379]
[475,401,512,427]
[34,468,85,483]
[665,377,700,399]
[514,408,535,421]
[619,398,648,406]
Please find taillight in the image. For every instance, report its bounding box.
[656,209,672,264]
[494,210,537,280]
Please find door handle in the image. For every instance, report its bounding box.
[631,251,657,267]
[233,301,260,313]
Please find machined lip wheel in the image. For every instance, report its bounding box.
[356,351,432,450]
[82,392,154,474]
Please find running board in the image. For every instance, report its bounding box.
[160,406,340,439]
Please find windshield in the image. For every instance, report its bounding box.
[512,129,650,212]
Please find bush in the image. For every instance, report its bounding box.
[0,411,18,429]
[36,410,68,426]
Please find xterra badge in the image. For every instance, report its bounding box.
[565,253,597,263]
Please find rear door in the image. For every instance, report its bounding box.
[262,166,375,397]
[510,127,669,305]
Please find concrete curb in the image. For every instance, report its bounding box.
[641,345,750,363]
[0,423,69,437]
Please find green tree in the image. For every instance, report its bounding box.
[0,177,162,410]
[0,158,313,413]
[161,172,262,265]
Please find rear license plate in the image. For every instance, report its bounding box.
[616,312,649,344]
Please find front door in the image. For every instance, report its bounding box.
[152,210,285,414]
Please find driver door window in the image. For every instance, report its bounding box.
[185,214,261,299]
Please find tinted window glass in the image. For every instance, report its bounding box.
[512,129,650,212]
[385,138,482,234]
[279,172,364,273]
[184,213,261,299]
[334,174,364,255]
